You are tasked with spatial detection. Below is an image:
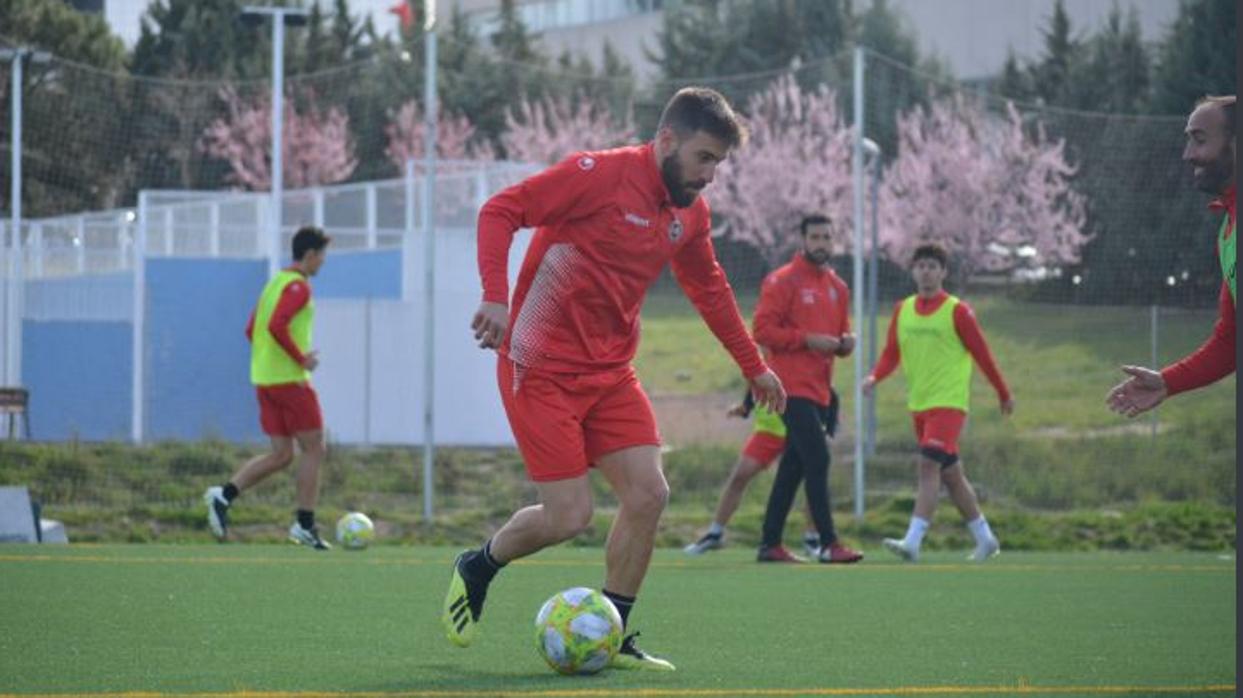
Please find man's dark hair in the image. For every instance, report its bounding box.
[1195,94,1236,137]
[292,226,331,261]
[800,214,832,236]
[657,87,748,148]
[911,242,949,268]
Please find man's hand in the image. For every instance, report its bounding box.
[1106,365,1168,418]
[471,302,509,349]
[1000,398,1015,416]
[861,375,877,398]
[836,332,856,355]
[805,334,841,355]
[301,350,319,372]
[749,370,787,414]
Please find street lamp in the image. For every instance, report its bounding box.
[861,137,880,457]
[1,47,51,391]
[239,6,309,278]
[419,0,438,523]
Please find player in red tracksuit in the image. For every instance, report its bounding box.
[1107,95,1235,416]
[753,215,863,564]
[440,87,787,671]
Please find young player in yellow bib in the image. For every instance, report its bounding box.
[203,227,332,549]
[862,243,1014,562]
[683,388,838,557]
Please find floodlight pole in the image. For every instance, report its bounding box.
[2,48,50,391]
[861,137,880,457]
[851,46,867,521]
[421,0,438,522]
[241,6,309,278]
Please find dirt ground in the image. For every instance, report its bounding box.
[649,392,767,447]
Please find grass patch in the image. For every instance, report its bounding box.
[0,545,1233,694]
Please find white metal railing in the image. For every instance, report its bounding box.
[3,160,536,281]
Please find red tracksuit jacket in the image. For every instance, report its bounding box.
[477,143,766,379]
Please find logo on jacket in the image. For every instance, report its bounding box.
[668,218,684,242]
[801,288,816,304]
[624,212,651,228]
[577,156,595,171]
[828,287,838,303]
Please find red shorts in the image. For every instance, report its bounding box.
[741,431,786,467]
[498,357,661,482]
[256,383,323,437]
[912,408,966,457]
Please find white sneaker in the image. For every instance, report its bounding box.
[801,533,821,558]
[289,522,332,550]
[882,537,919,562]
[683,532,723,555]
[203,487,229,540]
[968,536,1000,562]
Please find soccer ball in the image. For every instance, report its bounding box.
[335,512,375,550]
[533,587,623,675]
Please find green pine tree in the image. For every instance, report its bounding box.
[1150,0,1237,115]
[0,0,130,215]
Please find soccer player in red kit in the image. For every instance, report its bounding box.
[1107,95,1235,416]
[441,88,786,671]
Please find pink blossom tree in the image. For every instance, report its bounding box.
[384,100,495,171]
[199,87,357,190]
[708,75,855,267]
[879,96,1089,281]
[500,93,635,165]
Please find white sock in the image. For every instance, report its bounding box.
[903,517,930,548]
[967,516,994,545]
[708,522,724,536]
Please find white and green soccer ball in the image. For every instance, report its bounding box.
[335,512,375,550]
[533,587,623,675]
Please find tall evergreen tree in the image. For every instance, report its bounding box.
[1030,0,1081,106]
[996,49,1033,102]
[1150,0,1236,115]
[1067,3,1149,112]
[1,0,130,214]
[130,0,267,80]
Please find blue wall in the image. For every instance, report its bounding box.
[144,258,268,442]
[24,321,132,440]
[23,249,398,443]
[308,248,401,299]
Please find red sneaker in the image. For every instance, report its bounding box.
[756,545,808,563]
[818,542,863,564]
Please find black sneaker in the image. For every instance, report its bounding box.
[682,531,723,555]
[612,631,676,671]
[442,551,488,647]
[203,486,230,541]
[288,522,332,550]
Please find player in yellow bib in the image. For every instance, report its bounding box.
[863,243,1014,562]
[203,227,333,549]
[683,387,838,557]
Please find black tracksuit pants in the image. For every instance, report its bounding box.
[760,396,838,548]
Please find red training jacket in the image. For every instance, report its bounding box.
[477,143,766,379]
[753,252,852,405]
[1160,184,1236,395]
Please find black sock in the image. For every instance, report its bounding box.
[221,483,239,503]
[296,509,315,530]
[603,589,636,629]
[462,539,505,585]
